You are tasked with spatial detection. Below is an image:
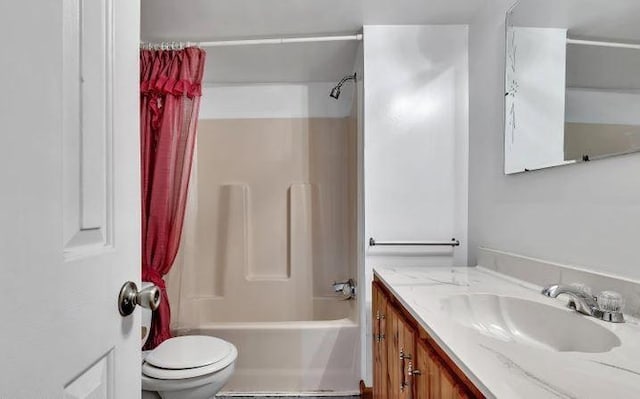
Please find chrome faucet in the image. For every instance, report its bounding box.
[541,284,625,323]
[332,279,356,300]
[541,284,602,317]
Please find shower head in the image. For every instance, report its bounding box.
[329,86,342,99]
[329,73,357,99]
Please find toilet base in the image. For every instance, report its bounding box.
[141,390,161,399]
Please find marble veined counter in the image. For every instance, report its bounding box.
[374,266,640,399]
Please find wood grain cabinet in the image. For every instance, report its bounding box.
[373,278,485,399]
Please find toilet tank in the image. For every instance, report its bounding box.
[141,282,153,348]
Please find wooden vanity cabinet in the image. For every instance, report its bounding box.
[373,278,484,399]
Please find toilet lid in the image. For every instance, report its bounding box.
[142,344,237,380]
[145,336,233,370]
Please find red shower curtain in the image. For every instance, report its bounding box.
[140,47,206,349]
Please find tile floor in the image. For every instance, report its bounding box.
[217,396,359,398]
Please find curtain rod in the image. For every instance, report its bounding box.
[567,38,640,50]
[141,33,363,50]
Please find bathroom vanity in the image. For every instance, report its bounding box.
[372,266,640,398]
[373,275,484,399]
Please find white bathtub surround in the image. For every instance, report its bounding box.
[375,266,640,398]
[165,73,361,394]
[477,247,640,318]
[167,117,358,319]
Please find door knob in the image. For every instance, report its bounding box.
[118,281,161,316]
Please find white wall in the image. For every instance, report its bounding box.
[199,82,354,119]
[469,0,640,279]
[362,25,469,384]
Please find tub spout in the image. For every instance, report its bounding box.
[333,279,356,300]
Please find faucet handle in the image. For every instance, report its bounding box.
[597,291,625,323]
[597,291,624,312]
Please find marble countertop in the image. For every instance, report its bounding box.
[374,266,640,399]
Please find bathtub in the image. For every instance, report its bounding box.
[166,112,361,393]
[174,317,360,396]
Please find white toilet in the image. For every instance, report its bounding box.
[141,283,237,399]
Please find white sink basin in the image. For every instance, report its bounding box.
[441,294,621,353]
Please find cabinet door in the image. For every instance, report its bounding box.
[372,283,389,399]
[413,339,433,399]
[398,314,416,399]
[386,303,402,399]
[415,339,472,399]
[440,365,459,399]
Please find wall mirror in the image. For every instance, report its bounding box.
[504,0,640,174]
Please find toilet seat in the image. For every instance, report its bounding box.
[142,336,237,380]
[141,361,236,396]
[145,336,233,369]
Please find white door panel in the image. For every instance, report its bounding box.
[0,0,140,398]
[63,0,112,253]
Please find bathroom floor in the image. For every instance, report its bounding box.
[216,396,359,398]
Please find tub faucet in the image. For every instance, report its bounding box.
[333,279,356,300]
[541,284,624,323]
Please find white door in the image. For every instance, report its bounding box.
[0,0,141,398]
